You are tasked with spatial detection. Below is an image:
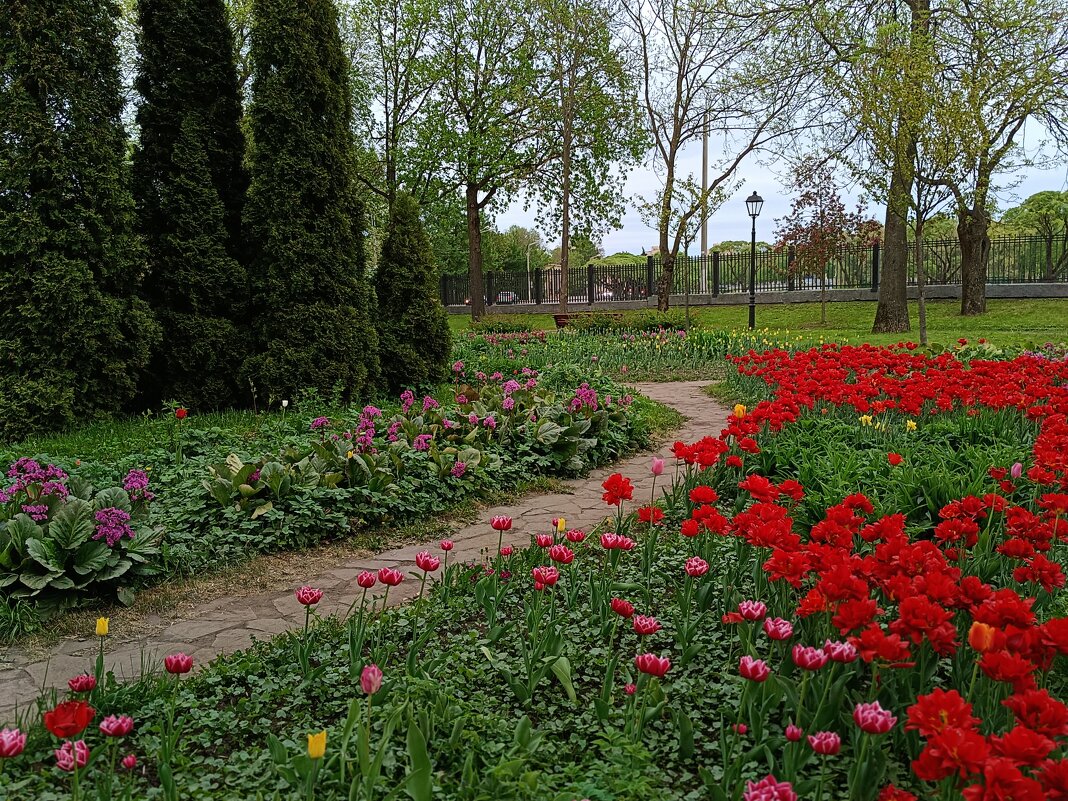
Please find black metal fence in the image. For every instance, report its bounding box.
[440,235,1067,307]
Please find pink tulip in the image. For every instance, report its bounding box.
[535,534,553,547]
[121,753,137,770]
[532,566,559,587]
[807,731,841,755]
[743,775,797,801]
[55,740,89,771]
[791,644,829,671]
[377,567,403,586]
[0,728,26,758]
[651,457,665,476]
[634,653,671,677]
[785,723,803,742]
[499,545,514,557]
[360,664,383,695]
[600,533,635,550]
[733,723,748,735]
[295,586,323,606]
[739,656,771,682]
[490,515,512,531]
[356,571,377,589]
[685,556,709,577]
[565,529,586,543]
[67,674,96,693]
[1011,462,1023,479]
[611,598,634,618]
[164,653,193,675]
[763,617,794,640]
[853,701,897,735]
[624,683,637,695]
[738,600,767,621]
[415,551,440,572]
[632,615,661,635]
[439,539,454,552]
[99,715,135,738]
[824,639,858,663]
[548,544,574,564]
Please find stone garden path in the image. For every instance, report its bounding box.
[0,382,727,723]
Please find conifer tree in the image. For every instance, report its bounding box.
[132,0,249,408]
[242,0,378,400]
[0,0,158,440]
[375,194,452,393]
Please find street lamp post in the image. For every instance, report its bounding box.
[746,191,763,330]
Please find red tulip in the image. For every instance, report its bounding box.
[99,715,135,738]
[634,653,671,677]
[490,516,512,531]
[632,615,661,636]
[0,728,27,758]
[121,753,137,770]
[763,617,794,641]
[739,656,771,682]
[295,586,323,606]
[43,701,95,738]
[415,550,440,572]
[548,544,574,564]
[624,683,637,695]
[888,452,903,466]
[175,408,188,420]
[535,534,553,547]
[824,639,859,663]
[377,567,403,586]
[439,539,454,552]
[67,674,97,693]
[743,776,797,801]
[738,600,767,621]
[785,724,803,742]
[611,598,634,618]
[356,571,377,589]
[499,545,514,557]
[565,529,586,543]
[164,653,193,675]
[532,566,559,586]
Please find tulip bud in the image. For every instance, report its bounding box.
[307,730,327,760]
[96,617,109,637]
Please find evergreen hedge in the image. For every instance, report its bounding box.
[375,194,452,392]
[0,0,158,441]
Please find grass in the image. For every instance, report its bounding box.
[447,298,1068,347]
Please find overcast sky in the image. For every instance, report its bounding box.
[496,132,1068,256]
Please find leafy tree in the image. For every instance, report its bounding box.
[532,0,645,314]
[551,234,601,269]
[417,0,551,320]
[485,226,550,274]
[374,193,451,392]
[0,0,158,439]
[774,158,877,325]
[132,0,249,409]
[999,191,1068,280]
[623,0,823,311]
[242,0,378,402]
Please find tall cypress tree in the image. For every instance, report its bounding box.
[375,193,452,393]
[241,0,378,401]
[0,0,158,440]
[132,0,249,408]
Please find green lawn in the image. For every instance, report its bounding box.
[448,298,1067,347]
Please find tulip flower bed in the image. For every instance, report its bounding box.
[4,344,1068,801]
[0,368,660,640]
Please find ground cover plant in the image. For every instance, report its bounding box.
[2,344,1066,799]
[0,367,657,641]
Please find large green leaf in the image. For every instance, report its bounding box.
[94,487,131,514]
[73,540,111,575]
[2,514,41,555]
[25,537,62,572]
[48,499,94,550]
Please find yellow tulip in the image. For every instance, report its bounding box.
[96,617,109,637]
[858,415,872,427]
[733,404,747,419]
[346,450,354,459]
[556,517,566,533]
[905,419,917,432]
[307,730,327,760]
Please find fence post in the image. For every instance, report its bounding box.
[439,274,448,305]
[786,246,796,292]
[486,271,495,306]
[587,263,596,305]
[871,242,880,293]
[712,252,720,297]
[533,268,542,305]
[645,256,655,299]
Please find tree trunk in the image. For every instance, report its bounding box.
[820,260,827,325]
[559,121,572,315]
[465,184,486,321]
[656,168,674,312]
[1045,236,1054,281]
[873,135,913,333]
[916,218,927,346]
[958,210,989,315]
